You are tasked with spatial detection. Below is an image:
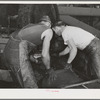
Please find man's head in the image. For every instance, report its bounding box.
[52,21,66,36]
[40,15,51,27]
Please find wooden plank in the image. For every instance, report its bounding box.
[58,6,100,16]
[60,15,100,38]
[63,79,99,88]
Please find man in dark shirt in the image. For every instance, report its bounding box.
[4,16,56,88]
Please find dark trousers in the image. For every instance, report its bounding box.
[83,38,100,78]
[3,36,38,88]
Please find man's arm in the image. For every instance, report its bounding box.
[41,29,53,69]
[66,39,77,64]
[59,46,70,56]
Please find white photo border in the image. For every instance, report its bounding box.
[0,1,100,99]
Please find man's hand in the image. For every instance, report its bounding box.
[46,68,57,84]
[34,53,41,59]
[30,53,41,63]
[64,63,73,71]
[30,55,38,63]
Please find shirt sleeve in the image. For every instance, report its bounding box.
[62,30,71,45]
[41,29,53,40]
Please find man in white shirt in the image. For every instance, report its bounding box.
[52,21,100,78]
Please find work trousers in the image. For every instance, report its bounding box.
[3,36,38,88]
[83,38,100,78]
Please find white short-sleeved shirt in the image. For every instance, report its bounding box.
[62,26,95,50]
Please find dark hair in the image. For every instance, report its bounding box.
[53,20,66,27]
